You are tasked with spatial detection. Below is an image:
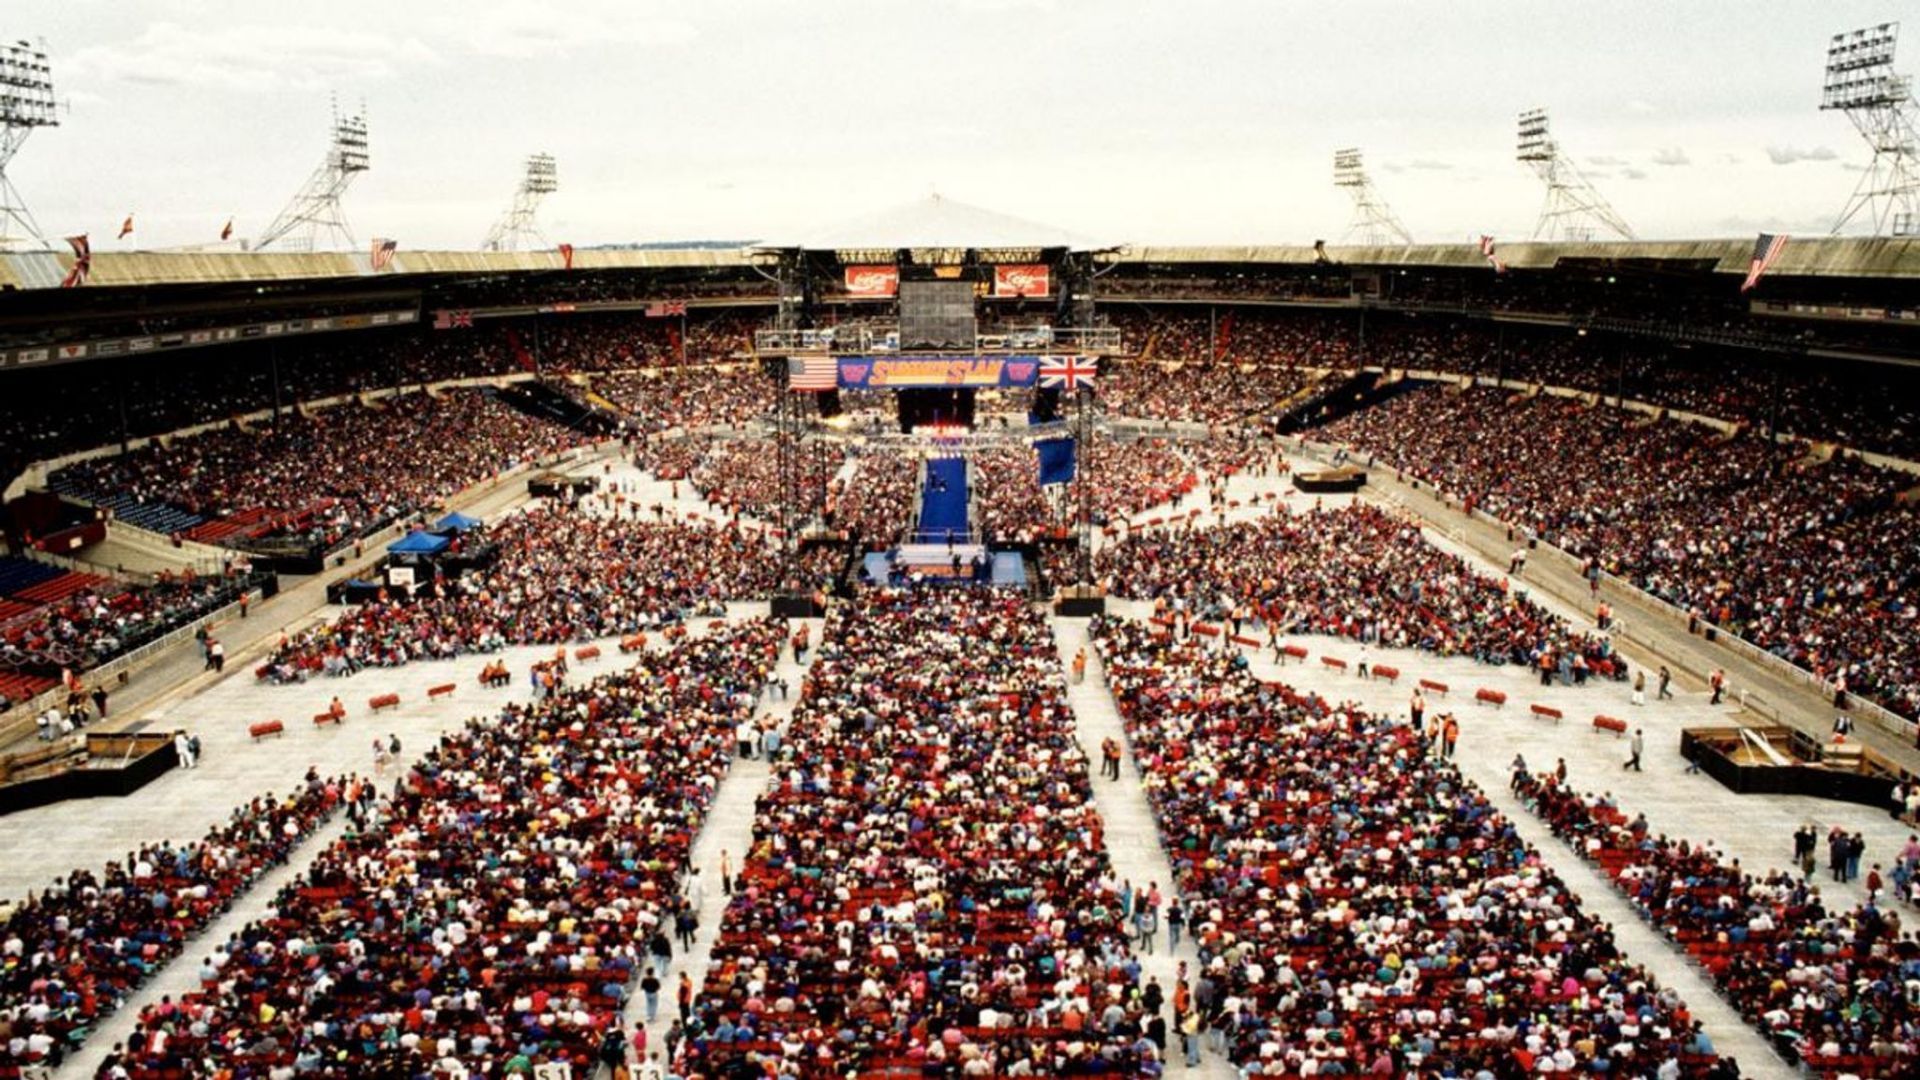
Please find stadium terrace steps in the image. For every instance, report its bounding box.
[184,506,274,545]
[12,571,109,606]
[0,671,58,705]
[46,478,206,538]
[0,557,62,598]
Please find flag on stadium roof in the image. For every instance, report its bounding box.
[370,237,398,271]
[1741,233,1788,293]
[1478,235,1506,274]
[220,218,233,241]
[117,214,134,240]
[558,242,574,270]
[788,356,837,391]
[60,235,91,288]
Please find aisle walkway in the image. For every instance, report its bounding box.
[1052,615,1239,1080]
[1230,640,1795,1078]
[618,618,823,1072]
[54,795,355,1078]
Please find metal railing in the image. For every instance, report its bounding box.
[0,588,261,747]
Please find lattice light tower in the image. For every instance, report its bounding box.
[256,103,370,251]
[1332,148,1413,246]
[1821,23,1920,237]
[0,39,58,251]
[1516,107,1635,241]
[481,153,558,252]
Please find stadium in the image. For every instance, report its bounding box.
[4,4,1920,1079]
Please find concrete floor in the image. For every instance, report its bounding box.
[8,443,1905,1080]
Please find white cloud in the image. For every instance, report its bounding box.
[1622,167,1648,180]
[1587,155,1627,167]
[1409,159,1453,171]
[1765,144,1838,165]
[65,22,440,92]
[1624,99,1657,115]
[430,5,697,59]
[1651,147,1690,166]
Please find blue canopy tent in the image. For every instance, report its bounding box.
[436,511,483,533]
[387,530,451,556]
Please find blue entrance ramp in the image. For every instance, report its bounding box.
[914,456,970,542]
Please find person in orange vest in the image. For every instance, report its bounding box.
[1441,715,1460,760]
[1071,648,1088,684]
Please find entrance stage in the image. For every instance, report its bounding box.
[863,544,1028,587]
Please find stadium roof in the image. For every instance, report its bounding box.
[773,194,1103,251]
[6,235,1920,290]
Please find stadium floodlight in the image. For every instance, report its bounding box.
[481,153,559,252]
[1332,147,1413,247]
[0,38,59,250]
[1821,23,1919,236]
[1515,107,1634,242]
[257,100,371,251]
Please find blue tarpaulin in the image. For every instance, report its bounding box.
[436,511,483,532]
[1035,437,1076,486]
[387,530,451,555]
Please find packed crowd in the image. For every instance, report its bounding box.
[692,438,844,526]
[258,503,782,680]
[588,365,775,433]
[825,450,918,544]
[1097,359,1328,426]
[1316,385,1920,716]
[111,619,784,1079]
[1091,616,1729,1077]
[1094,502,1629,677]
[51,390,592,554]
[0,775,350,1073]
[1517,770,1919,1076]
[683,589,1161,1078]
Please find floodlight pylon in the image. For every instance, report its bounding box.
[0,39,59,251]
[481,153,558,252]
[1332,148,1413,246]
[257,101,370,252]
[1821,23,1920,237]
[1516,108,1634,242]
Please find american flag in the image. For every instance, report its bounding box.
[1038,355,1099,391]
[788,356,838,391]
[60,235,91,288]
[118,214,134,240]
[1478,235,1506,274]
[1741,233,1788,293]
[370,237,398,271]
[557,242,574,270]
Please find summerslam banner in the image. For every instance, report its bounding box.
[837,356,1041,388]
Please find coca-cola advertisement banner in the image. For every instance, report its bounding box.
[993,264,1051,298]
[844,265,899,297]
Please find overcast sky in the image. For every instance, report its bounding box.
[6,0,1913,249]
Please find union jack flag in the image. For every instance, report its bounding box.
[1478,235,1506,274]
[1038,355,1099,391]
[1741,233,1788,293]
[60,235,91,288]
[787,356,838,391]
[370,237,398,271]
